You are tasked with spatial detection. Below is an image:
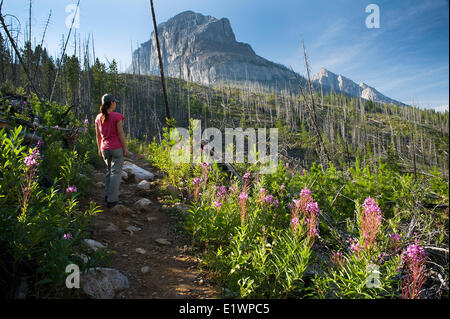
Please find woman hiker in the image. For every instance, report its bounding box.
[95,93,130,208]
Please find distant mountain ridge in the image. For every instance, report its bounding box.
[130,10,405,106]
[312,68,405,105]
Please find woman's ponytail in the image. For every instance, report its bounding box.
[99,93,116,123]
[99,102,110,123]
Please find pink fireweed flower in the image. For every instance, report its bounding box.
[403,243,426,262]
[66,186,77,194]
[84,118,89,125]
[258,188,267,203]
[331,251,344,268]
[24,156,38,167]
[280,184,285,192]
[19,147,41,221]
[24,148,40,168]
[302,169,306,175]
[363,197,377,208]
[390,233,401,242]
[306,201,319,214]
[305,205,320,242]
[243,172,252,188]
[239,192,248,201]
[290,217,301,233]
[360,197,382,250]
[350,239,363,255]
[213,201,223,211]
[199,163,209,188]
[286,162,289,168]
[193,178,201,202]
[308,220,319,240]
[263,194,274,206]
[239,192,248,223]
[63,233,72,240]
[217,186,227,198]
[290,199,302,221]
[390,233,402,253]
[300,187,312,197]
[273,199,279,208]
[402,242,427,299]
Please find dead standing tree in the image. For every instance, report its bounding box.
[149,0,172,127]
[0,0,41,99]
[49,0,80,103]
[292,40,330,169]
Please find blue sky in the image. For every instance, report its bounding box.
[1,0,448,111]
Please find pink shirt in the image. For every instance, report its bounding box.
[95,112,125,151]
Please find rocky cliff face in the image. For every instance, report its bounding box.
[130,11,404,105]
[312,68,403,105]
[130,11,299,88]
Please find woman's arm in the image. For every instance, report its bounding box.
[95,122,102,157]
[116,120,130,157]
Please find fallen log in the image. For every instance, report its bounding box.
[0,114,82,148]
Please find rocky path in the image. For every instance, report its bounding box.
[79,153,218,299]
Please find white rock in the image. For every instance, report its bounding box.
[111,205,132,215]
[134,198,153,212]
[126,225,142,235]
[81,267,129,299]
[105,223,119,232]
[155,238,171,246]
[137,180,151,191]
[84,239,106,252]
[135,248,146,254]
[141,266,150,274]
[123,161,154,182]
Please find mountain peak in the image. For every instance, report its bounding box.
[313,69,404,105]
[131,11,298,86]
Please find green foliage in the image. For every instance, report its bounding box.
[0,125,108,298]
[133,129,448,299]
[312,252,401,299]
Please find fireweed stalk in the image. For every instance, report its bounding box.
[199,162,209,189]
[258,188,267,205]
[306,200,320,242]
[193,177,201,202]
[18,147,41,222]
[359,197,382,250]
[331,251,345,268]
[390,233,402,254]
[239,191,248,223]
[290,188,320,240]
[290,199,301,233]
[401,242,427,299]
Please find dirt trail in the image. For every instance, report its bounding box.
[80,153,218,299]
